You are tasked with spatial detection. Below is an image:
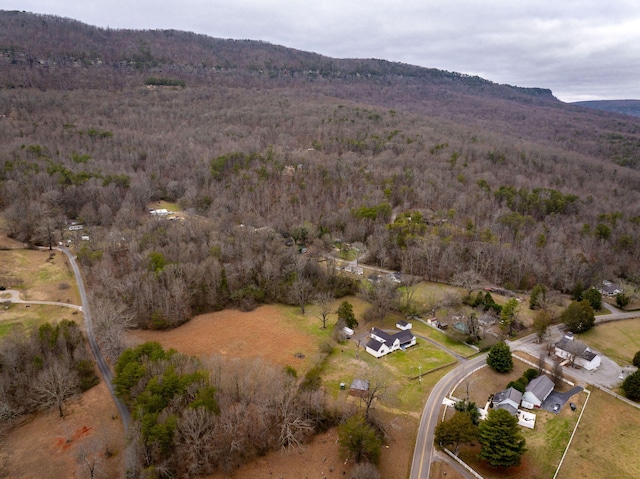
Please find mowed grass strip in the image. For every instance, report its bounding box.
[0,304,82,338]
[410,321,478,357]
[578,319,640,365]
[322,338,456,414]
[558,388,640,479]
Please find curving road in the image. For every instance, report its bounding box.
[59,246,131,431]
[410,353,487,479]
[409,305,640,478]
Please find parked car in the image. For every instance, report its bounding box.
[553,403,560,412]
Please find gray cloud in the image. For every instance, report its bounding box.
[5,0,640,101]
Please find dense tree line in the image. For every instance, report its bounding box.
[1,14,640,336]
[1,86,639,304]
[0,320,98,423]
[115,342,335,477]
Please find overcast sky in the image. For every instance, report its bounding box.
[5,1,640,102]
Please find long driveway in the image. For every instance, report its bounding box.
[1,289,83,311]
[59,246,131,431]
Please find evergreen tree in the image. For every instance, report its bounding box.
[454,399,481,426]
[337,300,358,329]
[338,414,382,464]
[616,292,631,309]
[486,341,513,373]
[633,351,640,368]
[583,287,602,311]
[529,284,547,310]
[622,370,640,401]
[499,299,519,336]
[478,408,526,468]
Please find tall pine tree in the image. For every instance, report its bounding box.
[478,408,526,467]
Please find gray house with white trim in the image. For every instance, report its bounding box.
[521,375,554,409]
[555,335,601,371]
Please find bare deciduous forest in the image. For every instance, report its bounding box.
[2,9,640,477]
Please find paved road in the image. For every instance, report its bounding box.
[597,302,639,322]
[59,247,131,431]
[410,353,488,479]
[409,305,640,478]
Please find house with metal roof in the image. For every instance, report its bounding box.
[349,379,370,398]
[521,375,554,409]
[555,334,601,370]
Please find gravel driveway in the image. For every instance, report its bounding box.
[513,329,627,389]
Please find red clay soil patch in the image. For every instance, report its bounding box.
[128,305,320,370]
[204,414,416,479]
[1,381,125,479]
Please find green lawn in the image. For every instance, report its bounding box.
[410,321,478,357]
[578,318,640,365]
[0,304,81,338]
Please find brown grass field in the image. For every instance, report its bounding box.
[0,248,80,304]
[579,318,640,365]
[2,237,640,479]
[128,305,322,371]
[0,381,126,479]
[128,304,419,479]
[558,387,640,479]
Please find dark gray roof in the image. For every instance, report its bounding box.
[397,320,409,327]
[495,402,519,416]
[370,327,415,346]
[396,329,415,345]
[366,338,384,352]
[525,375,554,401]
[555,337,597,361]
[493,387,523,406]
[370,327,393,343]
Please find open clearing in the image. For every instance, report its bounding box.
[128,303,431,478]
[558,387,640,479]
[0,248,79,304]
[0,381,125,479]
[128,304,322,372]
[579,318,640,365]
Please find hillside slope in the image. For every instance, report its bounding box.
[573,100,640,118]
[1,10,640,306]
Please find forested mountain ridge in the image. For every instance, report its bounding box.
[3,10,640,477]
[573,100,640,118]
[2,10,639,166]
[1,10,640,331]
[0,10,554,102]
